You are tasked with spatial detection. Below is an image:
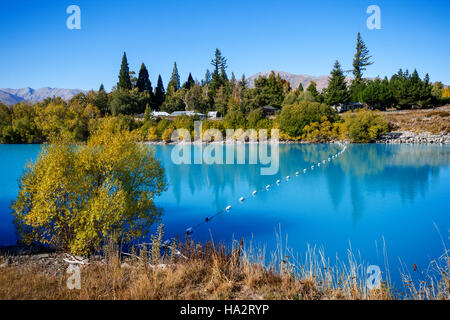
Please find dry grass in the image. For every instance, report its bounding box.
[382,105,450,134]
[0,228,448,300]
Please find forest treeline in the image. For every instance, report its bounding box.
[1,33,449,144]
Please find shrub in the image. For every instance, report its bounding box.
[156,118,173,137]
[146,127,159,141]
[343,109,389,143]
[11,119,167,255]
[302,116,341,142]
[161,127,174,142]
[279,101,339,137]
[247,108,265,128]
[223,110,245,129]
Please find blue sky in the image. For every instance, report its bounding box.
[1,0,449,90]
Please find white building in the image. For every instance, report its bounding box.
[207,111,221,119]
[152,111,170,117]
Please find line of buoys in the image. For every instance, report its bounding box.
[186,143,348,237]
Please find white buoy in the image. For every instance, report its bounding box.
[276,179,281,184]
[295,171,299,176]
[286,176,290,180]
[323,160,326,164]
[311,165,314,170]
[225,205,232,211]
[266,185,270,190]
[185,227,193,235]
[239,197,245,202]
[303,169,307,173]
[252,190,257,196]
[318,163,321,167]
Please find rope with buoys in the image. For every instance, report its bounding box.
[185,142,348,235]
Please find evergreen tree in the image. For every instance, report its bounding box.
[153,75,166,110]
[167,62,180,92]
[204,69,211,85]
[296,83,304,93]
[359,78,393,110]
[352,32,373,81]
[183,73,195,90]
[325,61,350,106]
[210,49,227,91]
[118,52,132,91]
[306,81,319,98]
[136,63,153,94]
[94,84,109,116]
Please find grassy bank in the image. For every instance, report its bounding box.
[1,232,448,300]
[382,105,450,135]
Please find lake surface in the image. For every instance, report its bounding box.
[1,143,449,287]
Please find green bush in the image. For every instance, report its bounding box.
[344,109,389,143]
[279,101,339,137]
[247,108,265,128]
[223,110,245,129]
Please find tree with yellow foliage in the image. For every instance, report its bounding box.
[442,88,450,98]
[11,119,167,255]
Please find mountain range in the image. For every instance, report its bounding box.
[246,71,349,91]
[0,71,363,105]
[0,87,84,105]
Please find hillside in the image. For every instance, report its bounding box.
[0,87,84,105]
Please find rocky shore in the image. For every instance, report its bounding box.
[377,131,450,144]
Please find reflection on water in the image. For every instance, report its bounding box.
[0,143,449,287]
[150,143,450,287]
[154,144,450,218]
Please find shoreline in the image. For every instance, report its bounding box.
[377,131,450,144]
[140,131,450,146]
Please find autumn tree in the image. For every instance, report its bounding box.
[12,120,167,255]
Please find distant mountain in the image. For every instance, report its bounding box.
[0,90,25,105]
[247,71,352,92]
[0,87,85,105]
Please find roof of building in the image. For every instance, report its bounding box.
[152,111,170,116]
[261,105,279,111]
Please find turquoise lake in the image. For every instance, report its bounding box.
[0,143,449,287]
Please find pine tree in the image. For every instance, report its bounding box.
[352,32,373,81]
[240,74,247,90]
[306,81,319,98]
[325,60,350,106]
[153,75,166,110]
[210,49,227,91]
[183,73,195,90]
[167,62,180,92]
[94,83,109,116]
[136,63,153,94]
[118,52,132,91]
[204,69,211,85]
[296,83,304,93]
